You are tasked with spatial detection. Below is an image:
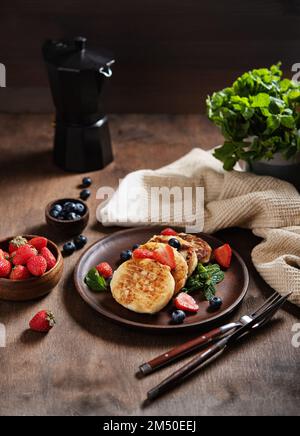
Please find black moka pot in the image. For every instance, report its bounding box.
[42,37,114,172]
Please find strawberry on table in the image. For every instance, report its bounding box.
[27,255,47,277]
[214,243,232,269]
[10,265,31,280]
[96,262,113,278]
[12,244,37,266]
[174,292,199,313]
[29,237,48,252]
[29,310,56,332]
[40,247,57,271]
[152,245,176,270]
[160,228,177,236]
[9,236,28,254]
[0,258,12,278]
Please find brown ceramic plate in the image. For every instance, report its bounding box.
[74,227,249,331]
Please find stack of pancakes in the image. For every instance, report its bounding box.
[110,233,212,314]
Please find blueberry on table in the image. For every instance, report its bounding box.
[120,249,132,262]
[63,201,77,213]
[63,241,76,255]
[74,235,88,250]
[75,202,86,215]
[80,189,91,201]
[168,238,181,250]
[172,310,186,324]
[209,296,223,310]
[82,177,92,188]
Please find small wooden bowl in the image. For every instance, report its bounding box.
[0,235,64,301]
[45,198,89,237]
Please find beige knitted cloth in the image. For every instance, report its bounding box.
[98,148,300,306]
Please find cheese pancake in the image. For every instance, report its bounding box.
[140,242,188,294]
[110,259,175,314]
[178,233,212,263]
[148,234,198,277]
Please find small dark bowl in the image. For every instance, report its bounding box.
[45,198,89,237]
[0,235,64,301]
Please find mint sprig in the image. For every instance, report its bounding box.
[84,268,107,292]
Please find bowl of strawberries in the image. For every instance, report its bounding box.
[0,235,64,301]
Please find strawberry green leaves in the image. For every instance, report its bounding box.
[207,63,300,170]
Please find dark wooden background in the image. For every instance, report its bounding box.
[1,0,300,113]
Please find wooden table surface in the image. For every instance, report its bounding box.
[0,114,299,416]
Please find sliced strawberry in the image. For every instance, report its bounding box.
[152,245,176,270]
[160,227,178,236]
[29,237,48,252]
[214,243,232,269]
[174,292,199,313]
[132,248,155,260]
[96,262,113,278]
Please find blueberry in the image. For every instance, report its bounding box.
[132,243,140,251]
[50,208,60,218]
[66,212,78,221]
[63,201,77,213]
[57,212,67,221]
[209,296,223,310]
[168,238,181,250]
[82,177,92,188]
[73,235,88,249]
[172,310,186,324]
[63,241,76,255]
[52,203,63,213]
[120,249,132,262]
[75,202,86,215]
[80,189,91,201]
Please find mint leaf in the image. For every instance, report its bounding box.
[85,268,107,292]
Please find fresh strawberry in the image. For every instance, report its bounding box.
[29,237,48,252]
[214,243,232,269]
[29,310,56,332]
[152,245,176,270]
[174,292,199,313]
[27,255,47,277]
[40,247,57,271]
[9,236,28,254]
[0,249,10,260]
[132,248,155,260]
[0,258,12,278]
[10,265,31,280]
[12,244,37,266]
[96,262,113,278]
[160,227,178,236]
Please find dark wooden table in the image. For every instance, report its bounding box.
[0,114,299,416]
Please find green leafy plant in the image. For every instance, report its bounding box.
[85,267,107,292]
[183,263,224,301]
[206,63,300,170]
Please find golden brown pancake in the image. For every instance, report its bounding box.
[178,233,212,263]
[110,259,175,314]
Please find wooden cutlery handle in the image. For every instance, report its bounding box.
[139,327,223,376]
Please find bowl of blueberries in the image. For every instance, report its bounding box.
[46,198,89,237]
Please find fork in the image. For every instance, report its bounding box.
[139,292,283,376]
[147,292,291,401]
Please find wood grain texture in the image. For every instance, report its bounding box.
[0,114,299,416]
[1,0,300,112]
